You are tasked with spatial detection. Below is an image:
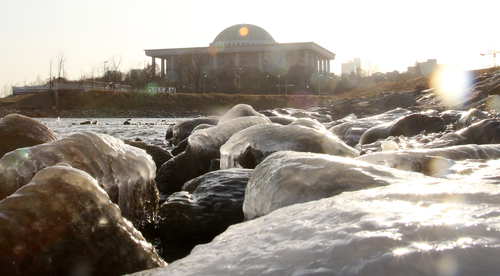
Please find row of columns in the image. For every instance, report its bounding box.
[151,50,331,77]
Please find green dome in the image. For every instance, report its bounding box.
[211,24,276,46]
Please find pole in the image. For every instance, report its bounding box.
[278,75,281,95]
[204,75,206,94]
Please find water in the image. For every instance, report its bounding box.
[36,117,186,147]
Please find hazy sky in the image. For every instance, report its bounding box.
[1,0,499,95]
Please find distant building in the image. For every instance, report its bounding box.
[145,24,336,78]
[407,59,438,75]
[341,58,361,76]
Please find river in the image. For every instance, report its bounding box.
[36,117,186,147]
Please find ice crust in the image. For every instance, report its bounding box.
[0,165,165,275]
[330,108,412,146]
[0,131,158,225]
[132,177,500,276]
[159,168,252,262]
[356,144,500,177]
[220,123,359,169]
[243,150,426,219]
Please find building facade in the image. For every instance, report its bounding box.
[145,24,336,80]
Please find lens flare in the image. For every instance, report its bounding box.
[430,66,472,108]
[239,26,249,37]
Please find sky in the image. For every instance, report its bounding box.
[1,0,499,97]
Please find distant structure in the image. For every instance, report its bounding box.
[407,59,438,75]
[341,58,361,75]
[145,24,336,77]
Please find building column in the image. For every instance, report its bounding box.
[305,50,310,66]
[161,58,165,78]
[235,53,240,67]
[327,60,330,74]
[213,54,218,68]
[151,57,156,77]
[258,52,263,71]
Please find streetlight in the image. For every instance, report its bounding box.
[330,76,334,95]
[318,74,323,95]
[278,75,281,95]
[103,61,108,90]
[204,74,207,94]
[266,75,269,94]
[285,67,288,95]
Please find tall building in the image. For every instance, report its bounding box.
[145,24,336,79]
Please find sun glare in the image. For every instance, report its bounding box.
[430,66,472,108]
[239,26,249,37]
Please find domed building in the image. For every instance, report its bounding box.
[145,24,335,91]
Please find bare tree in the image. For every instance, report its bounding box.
[181,50,210,93]
[56,50,68,82]
[362,59,381,77]
[107,55,123,91]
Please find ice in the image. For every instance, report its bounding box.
[0,132,158,226]
[159,168,252,262]
[220,123,359,169]
[242,150,426,219]
[170,116,219,145]
[0,164,165,275]
[131,177,500,276]
[218,103,267,124]
[156,115,270,195]
[356,144,500,177]
[330,108,412,146]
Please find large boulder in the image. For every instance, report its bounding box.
[0,164,166,275]
[243,151,425,219]
[156,115,270,195]
[0,114,59,158]
[0,132,159,227]
[170,116,220,146]
[359,113,445,145]
[220,123,359,169]
[132,175,500,276]
[159,169,252,262]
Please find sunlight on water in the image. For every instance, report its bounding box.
[431,66,472,108]
[239,26,249,36]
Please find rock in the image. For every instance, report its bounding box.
[243,151,425,219]
[359,113,445,145]
[220,123,359,169]
[170,116,220,146]
[457,119,500,144]
[159,169,252,262]
[0,164,166,275]
[218,104,266,124]
[124,139,173,171]
[0,114,59,158]
[156,115,271,195]
[0,132,159,228]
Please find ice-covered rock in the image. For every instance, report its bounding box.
[243,151,425,219]
[170,116,219,146]
[457,118,500,144]
[0,114,59,158]
[0,164,166,275]
[218,103,268,124]
[359,113,445,145]
[133,175,500,276]
[330,108,412,146]
[220,123,359,169]
[356,144,500,177]
[124,139,173,171]
[159,169,252,262]
[156,115,270,195]
[0,132,158,226]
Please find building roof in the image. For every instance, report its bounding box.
[210,24,277,46]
